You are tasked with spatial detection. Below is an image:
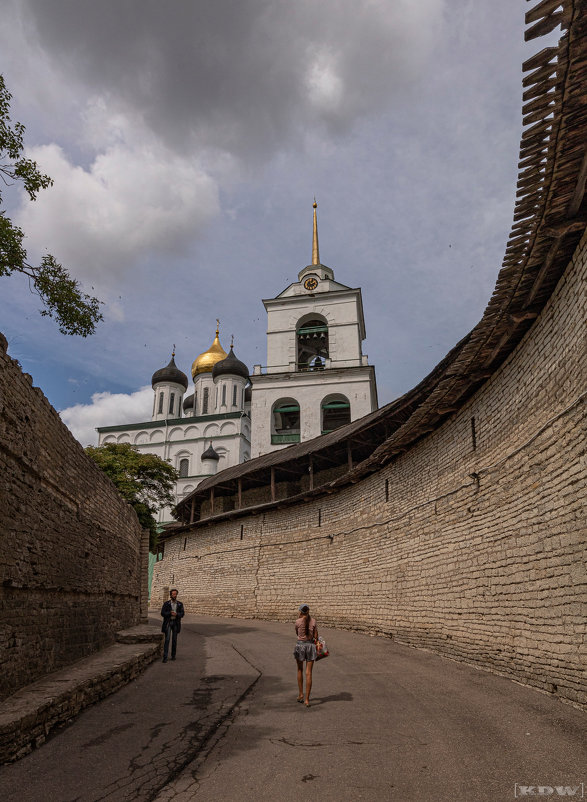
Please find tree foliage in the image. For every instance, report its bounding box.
[85,443,179,551]
[0,74,103,336]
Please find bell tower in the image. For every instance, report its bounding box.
[250,202,378,457]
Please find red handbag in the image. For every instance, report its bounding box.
[315,636,329,661]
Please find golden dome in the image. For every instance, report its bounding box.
[191,323,228,379]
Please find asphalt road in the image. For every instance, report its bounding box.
[2,615,585,802]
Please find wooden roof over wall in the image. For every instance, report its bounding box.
[173,0,587,531]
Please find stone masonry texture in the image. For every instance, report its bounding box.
[0,336,145,701]
[152,230,587,709]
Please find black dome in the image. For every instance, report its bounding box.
[212,346,249,381]
[201,443,220,461]
[183,392,196,413]
[152,355,188,390]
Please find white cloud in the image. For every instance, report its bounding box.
[60,386,153,446]
[306,50,344,112]
[16,138,219,288]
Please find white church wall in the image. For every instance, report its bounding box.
[250,368,375,457]
[264,291,365,374]
[152,380,185,422]
[194,373,215,415]
[203,423,220,438]
[220,420,236,435]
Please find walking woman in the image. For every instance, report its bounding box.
[294,603,318,707]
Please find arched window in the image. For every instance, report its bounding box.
[202,387,209,414]
[297,316,328,371]
[232,385,237,406]
[272,398,300,444]
[157,392,164,415]
[179,458,189,478]
[169,393,175,415]
[222,384,227,406]
[321,395,351,434]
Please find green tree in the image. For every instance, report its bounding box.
[0,74,102,336]
[85,443,179,551]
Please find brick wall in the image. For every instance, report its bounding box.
[0,338,146,701]
[152,229,587,708]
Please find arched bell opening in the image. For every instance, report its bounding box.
[321,394,351,434]
[272,398,301,444]
[296,315,328,371]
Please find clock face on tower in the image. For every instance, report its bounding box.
[303,276,318,291]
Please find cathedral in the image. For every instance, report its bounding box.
[97,203,378,522]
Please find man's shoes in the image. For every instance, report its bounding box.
[171,656,176,661]
[162,657,168,663]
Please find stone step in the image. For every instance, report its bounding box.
[0,628,163,764]
[116,624,164,644]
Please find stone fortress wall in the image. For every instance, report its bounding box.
[0,333,148,702]
[152,228,586,708]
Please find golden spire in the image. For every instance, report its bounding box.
[312,198,320,266]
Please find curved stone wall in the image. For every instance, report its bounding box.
[152,229,586,708]
[0,334,148,701]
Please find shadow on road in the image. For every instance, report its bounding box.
[184,621,259,638]
[308,691,353,706]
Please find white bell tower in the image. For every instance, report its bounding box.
[250,202,378,458]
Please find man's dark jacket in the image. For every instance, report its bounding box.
[161,600,185,633]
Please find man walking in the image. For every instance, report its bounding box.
[161,588,185,663]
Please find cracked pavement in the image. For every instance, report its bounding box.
[1,616,585,801]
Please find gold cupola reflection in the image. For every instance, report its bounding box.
[191,321,228,379]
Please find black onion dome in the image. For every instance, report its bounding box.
[183,392,195,413]
[201,443,220,461]
[151,355,188,390]
[212,346,249,381]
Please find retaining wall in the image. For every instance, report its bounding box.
[0,335,148,701]
[152,229,587,708]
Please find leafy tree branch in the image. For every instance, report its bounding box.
[0,74,103,336]
[85,443,179,551]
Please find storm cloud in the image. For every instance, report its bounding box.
[12,0,445,159]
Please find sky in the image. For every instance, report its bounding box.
[0,1,555,446]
